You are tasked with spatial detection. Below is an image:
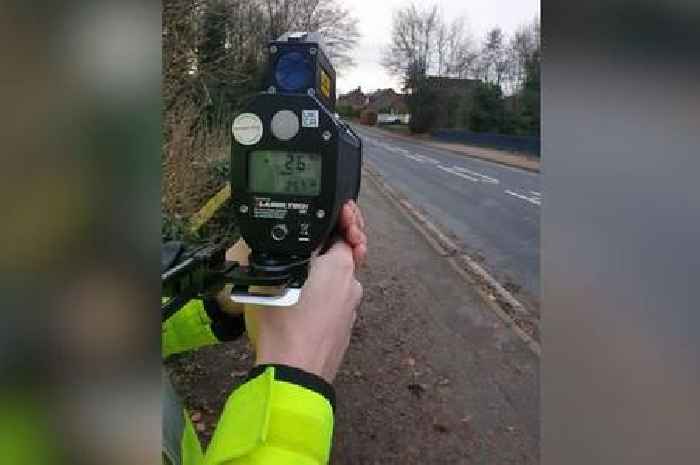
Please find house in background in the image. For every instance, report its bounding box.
[365,89,408,114]
[338,87,410,124]
[337,87,368,112]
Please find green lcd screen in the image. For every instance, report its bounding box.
[248,151,322,196]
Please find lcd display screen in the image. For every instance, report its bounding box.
[248,151,322,196]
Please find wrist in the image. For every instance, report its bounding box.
[255,351,329,383]
[255,337,332,382]
[202,298,246,341]
[247,364,336,412]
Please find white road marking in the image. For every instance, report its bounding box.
[367,138,440,165]
[370,133,550,197]
[451,166,500,184]
[505,190,541,206]
[357,127,539,178]
[404,153,427,163]
[437,164,501,184]
[408,153,439,164]
[437,164,479,182]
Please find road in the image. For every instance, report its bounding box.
[353,124,540,306]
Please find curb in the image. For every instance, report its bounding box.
[189,183,231,235]
[363,162,541,356]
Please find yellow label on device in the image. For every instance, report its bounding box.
[320,69,331,98]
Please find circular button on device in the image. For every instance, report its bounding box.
[271,224,288,241]
[271,110,299,141]
[232,113,263,146]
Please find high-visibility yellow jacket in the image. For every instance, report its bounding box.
[162,299,335,465]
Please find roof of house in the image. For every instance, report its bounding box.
[337,87,367,107]
[338,87,409,113]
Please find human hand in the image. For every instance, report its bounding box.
[249,200,367,382]
[338,200,367,268]
[251,239,363,382]
[213,239,251,316]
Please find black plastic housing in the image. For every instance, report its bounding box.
[231,93,361,260]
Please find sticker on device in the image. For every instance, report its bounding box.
[302,110,319,128]
[256,198,309,212]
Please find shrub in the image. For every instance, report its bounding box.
[360,110,378,125]
[468,82,505,133]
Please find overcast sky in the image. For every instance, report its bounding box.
[335,0,540,94]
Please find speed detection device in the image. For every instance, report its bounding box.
[230,31,362,306]
[162,32,362,315]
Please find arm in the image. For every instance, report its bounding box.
[161,240,252,359]
[205,365,335,465]
[205,201,367,465]
[161,298,245,359]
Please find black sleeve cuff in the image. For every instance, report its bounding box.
[202,298,246,342]
[247,364,336,413]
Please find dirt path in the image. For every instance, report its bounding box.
[167,167,539,464]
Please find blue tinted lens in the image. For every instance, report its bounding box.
[275,51,313,92]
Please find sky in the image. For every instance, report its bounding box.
[335,0,540,95]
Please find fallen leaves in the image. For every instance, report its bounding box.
[190,411,207,433]
[432,423,449,433]
[407,383,427,398]
[437,377,450,386]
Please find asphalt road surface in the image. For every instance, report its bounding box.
[353,124,540,305]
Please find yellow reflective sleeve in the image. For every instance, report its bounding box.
[162,300,220,358]
[204,367,334,465]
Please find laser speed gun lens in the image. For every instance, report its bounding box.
[275,51,313,92]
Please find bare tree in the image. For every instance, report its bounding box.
[260,0,360,69]
[382,2,483,87]
[443,17,476,78]
[435,15,447,76]
[163,0,200,116]
[434,14,472,77]
[382,2,439,90]
[478,27,509,85]
[507,17,540,93]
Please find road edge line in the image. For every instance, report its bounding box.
[362,162,541,356]
[356,124,540,174]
